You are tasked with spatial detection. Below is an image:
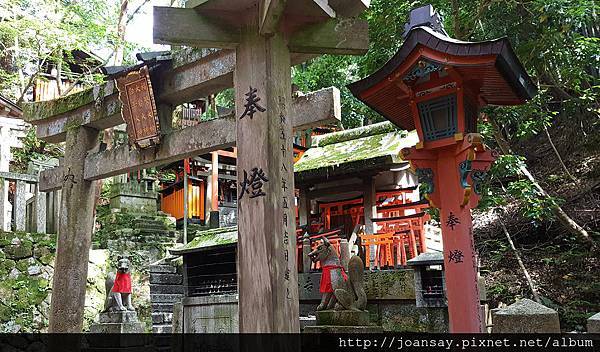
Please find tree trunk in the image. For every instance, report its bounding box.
[487,115,594,245]
[543,124,576,182]
[500,220,541,302]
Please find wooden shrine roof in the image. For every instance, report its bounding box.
[347,26,537,131]
[0,94,22,118]
[294,121,418,183]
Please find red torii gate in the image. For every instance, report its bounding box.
[348,5,537,332]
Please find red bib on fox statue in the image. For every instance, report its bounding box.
[319,265,348,293]
[112,272,132,293]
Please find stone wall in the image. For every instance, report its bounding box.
[0,231,106,332]
[0,231,54,332]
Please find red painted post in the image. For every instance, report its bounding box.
[437,151,482,332]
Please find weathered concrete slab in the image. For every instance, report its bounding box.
[291,87,341,130]
[149,264,177,274]
[316,310,369,326]
[154,7,241,48]
[160,49,235,105]
[328,0,370,17]
[289,18,369,55]
[303,325,383,333]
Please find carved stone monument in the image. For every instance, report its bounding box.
[90,258,144,333]
[303,237,383,333]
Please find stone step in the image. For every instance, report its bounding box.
[152,312,174,325]
[149,265,177,274]
[135,223,170,231]
[151,294,183,304]
[153,325,173,334]
[150,284,184,295]
[150,273,182,285]
[152,303,174,313]
[137,229,172,235]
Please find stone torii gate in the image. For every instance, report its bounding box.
[23,0,369,333]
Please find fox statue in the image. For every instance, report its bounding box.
[308,236,367,311]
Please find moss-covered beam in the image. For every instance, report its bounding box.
[22,81,121,143]
[22,81,117,123]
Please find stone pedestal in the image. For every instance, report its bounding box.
[588,312,600,333]
[303,310,384,333]
[316,310,369,326]
[492,299,560,333]
[90,311,144,333]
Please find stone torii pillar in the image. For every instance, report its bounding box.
[50,126,100,332]
[155,0,369,332]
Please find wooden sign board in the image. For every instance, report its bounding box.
[116,66,161,149]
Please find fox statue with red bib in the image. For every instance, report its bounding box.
[308,236,367,311]
[102,257,135,312]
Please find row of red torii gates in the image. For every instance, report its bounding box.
[23,1,535,333]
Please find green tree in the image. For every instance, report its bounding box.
[293,0,598,244]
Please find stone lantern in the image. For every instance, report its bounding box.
[349,4,536,332]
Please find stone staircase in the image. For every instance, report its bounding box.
[107,212,179,264]
[149,262,183,333]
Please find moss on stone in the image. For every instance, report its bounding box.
[294,125,418,174]
[0,232,55,332]
[15,259,29,272]
[22,81,115,122]
[313,121,401,147]
[5,240,33,260]
[170,226,237,254]
[39,254,54,266]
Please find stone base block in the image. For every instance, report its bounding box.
[492,299,560,333]
[588,312,600,333]
[316,310,369,326]
[304,325,384,333]
[99,311,139,324]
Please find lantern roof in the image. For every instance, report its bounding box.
[348,6,537,131]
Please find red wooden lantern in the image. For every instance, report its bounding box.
[349,5,536,332]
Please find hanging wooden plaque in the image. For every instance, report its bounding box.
[116,65,160,149]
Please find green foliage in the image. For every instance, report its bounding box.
[0,0,149,101]
[10,128,63,173]
[506,180,563,221]
[215,88,234,109]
